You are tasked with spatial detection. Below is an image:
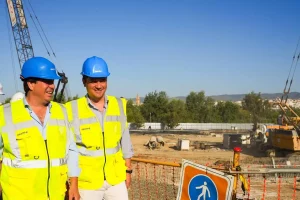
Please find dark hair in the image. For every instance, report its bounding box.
[82,75,88,81]
[23,78,37,96]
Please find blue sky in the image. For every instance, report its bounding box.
[0,0,300,100]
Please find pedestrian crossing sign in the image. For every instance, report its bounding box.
[177,159,234,200]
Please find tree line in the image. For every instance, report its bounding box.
[3,90,300,130]
[127,91,300,129]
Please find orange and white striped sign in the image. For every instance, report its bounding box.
[177,160,234,200]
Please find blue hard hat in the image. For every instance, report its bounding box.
[81,56,110,78]
[21,57,61,80]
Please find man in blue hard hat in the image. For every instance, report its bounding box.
[65,56,133,200]
[0,57,80,200]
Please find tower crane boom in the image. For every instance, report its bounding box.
[6,0,34,69]
[5,0,68,103]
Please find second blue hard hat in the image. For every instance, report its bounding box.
[81,56,110,78]
[21,57,61,80]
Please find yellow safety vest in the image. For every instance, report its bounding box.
[65,96,127,190]
[0,100,69,200]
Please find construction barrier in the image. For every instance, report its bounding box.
[129,158,226,200]
[129,151,300,200]
[129,158,181,200]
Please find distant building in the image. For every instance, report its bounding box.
[234,101,242,106]
[136,94,140,106]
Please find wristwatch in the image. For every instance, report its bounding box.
[126,169,133,174]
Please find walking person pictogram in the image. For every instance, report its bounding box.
[196,181,211,200]
[188,174,218,200]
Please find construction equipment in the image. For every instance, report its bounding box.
[254,40,300,157]
[5,0,67,103]
[265,102,300,157]
[144,136,165,150]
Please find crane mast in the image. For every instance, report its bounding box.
[5,0,68,103]
[6,0,34,69]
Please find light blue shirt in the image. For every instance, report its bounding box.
[86,95,134,159]
[0,98,80,177]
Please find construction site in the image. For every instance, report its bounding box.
[129,128,300,200]
[1,0,300,200]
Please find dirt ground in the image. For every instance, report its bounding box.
[130,132,249,165]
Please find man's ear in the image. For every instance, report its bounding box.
[27,81,35,91]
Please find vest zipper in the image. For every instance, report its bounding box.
[44,140,51,199]
[102,131,107,180]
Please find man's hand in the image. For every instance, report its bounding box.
[126,173,131,188]
[68,177,80,200]
[125,158,132,189]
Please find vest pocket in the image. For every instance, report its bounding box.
[113,154,127,179]
[6,167,30,179]
[80,125,101,147]
[104,122,122,149]
[15,132,31,160]
[4,167,33,199]
[48,126,67,158]
[78,157,93,183]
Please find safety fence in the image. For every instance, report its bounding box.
[129,155,300,200]
[128,158,181,200]
[234,170,300,200]
[234,156,300,200]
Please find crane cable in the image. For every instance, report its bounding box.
[24,0,72,100]
[25,0,62,72]
[23,3,50,57]
[4,0,19,92]
[27,0,56,58]
[288,51,300,93]
[281,37,300,103]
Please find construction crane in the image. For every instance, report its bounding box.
[6,0,33,69]
[253,40,300,157]
[5,0,68,103]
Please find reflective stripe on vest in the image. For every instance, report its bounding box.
[2,118,66,132]
[116,98,126,135]
[78,144,120,157]
[2,104,66,133]
[70,98,126,144]
[2,157,67,168]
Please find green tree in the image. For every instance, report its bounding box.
[216,101,240,122]
[126,99,145,129]
[259,100,279,123]
[185,91,220,122]
[203,97,218,122]
[53,91,66,103]
[242,92,270,130]
[72,94,80,100]
[140,91,169,125]
[185,91,206,122]
[164,99,187,128]
[4,98,11,104]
